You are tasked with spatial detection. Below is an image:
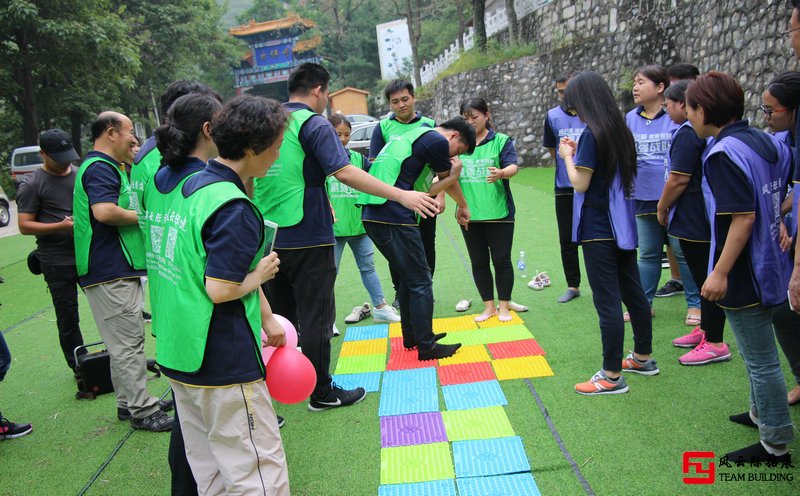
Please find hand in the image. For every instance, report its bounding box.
[449,156,463,177]
[261,314,286,348]
[779,222,792,252]
[435,192,446,214]
[558,137,577,160]
[254,252,280,284]
[656,204,669,227]
[456,205,470,228]
[398,190,439,219]
[486,167,503,183]
[789,267,800,314]
[701,269,728,302]
[61,216,75,232]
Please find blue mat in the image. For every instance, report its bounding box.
[456,473,541,496]
[332,372,381,392]
[452,436,530,478]
[382,368,437,392]
[343,324,389,342]
[379,384,439,417]
[378,479,457,496]
[442,380,507,411]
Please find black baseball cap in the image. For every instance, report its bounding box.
[39,128,80,164]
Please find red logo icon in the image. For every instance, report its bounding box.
[683,451,716,484]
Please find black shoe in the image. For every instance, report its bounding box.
[131,410,175,432]
[142,311,152,323]
[418,343,461,361]
[0,417,32,440]
[655,280,683,298]
[392,297,400,310]
[307,384,367,412]
[118,399,175,421]
[729,411,758,428]
[277,415,285,429]
[724,442,791,464]
[403,333,447,350]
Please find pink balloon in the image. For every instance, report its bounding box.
[273,314,298,348]
[265,346,316,404]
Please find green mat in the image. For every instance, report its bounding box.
[440,406,515,441]
[333,353,386,375]
[380,442,455,485]
[439,326,533,346]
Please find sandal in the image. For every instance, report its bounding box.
[455,299,472,312]
[533,271,551,287]
[623,307,655,322]
[685,313,701,326]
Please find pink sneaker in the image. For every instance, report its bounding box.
[672,327,704,348]
[678,339,732,366]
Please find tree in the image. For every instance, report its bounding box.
[236,0,286,24]
[389,0,427,87]
[505,0,519,45]
[473,0,486,51]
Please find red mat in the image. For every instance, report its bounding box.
[438,362,497,386]
[486,339,546,359]
[387,338,437,370]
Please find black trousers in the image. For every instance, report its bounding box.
[555,193,581,288]
[582,241,652,372]
[460,222,515,301]
[40,262,84,371]
[391,215,437,291]
[678,239,726,342]
[168,391,197,496]
[264,246,336,397]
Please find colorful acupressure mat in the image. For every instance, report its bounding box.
[340,311,549,494]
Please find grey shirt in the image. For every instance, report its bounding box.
[16,167,77,266]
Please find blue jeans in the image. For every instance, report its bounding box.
[334,235,386,307]
[635,215,700,308]
[364,222,436,351]
[725,305,794,446]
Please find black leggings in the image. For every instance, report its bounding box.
[460,222,515,301]
[678,239,726,342]
[555,193,581,288]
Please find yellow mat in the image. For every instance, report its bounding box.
[437,345,491,366]
[339,338,388,357]
[432,316,479,332]
[389,323,402,338]
[491,356,554,380]
[475,311,526,328]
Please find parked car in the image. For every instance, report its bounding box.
[0,184,10,227]
[346,114,378,124]
[347,121,379,157]
[10,145,42,189]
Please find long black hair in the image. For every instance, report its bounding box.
[155,93,222,168]
[563,71,637,195]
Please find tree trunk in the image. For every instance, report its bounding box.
[17,63,39,146]
[505,0,518,45]
[404,0,422,87]
[456,0,466,51]
[69,111,83,158]
[473,0,486,51]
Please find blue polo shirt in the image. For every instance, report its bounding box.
[573,128,614,242]
[362,130,452,225]
[667,123,709,242]
[79,151,146,287]
[159,159,265,386]
[369,112,434,159]
[274,102,350,250]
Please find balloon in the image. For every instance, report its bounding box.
[273,314,298,348]
[265,346,316,404]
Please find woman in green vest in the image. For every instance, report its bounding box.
[458,98,521,322]
[326,114,401,325]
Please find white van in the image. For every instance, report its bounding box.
[10,145,43,188]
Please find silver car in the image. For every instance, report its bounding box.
[0,184,10,228]
[347,121,379,157]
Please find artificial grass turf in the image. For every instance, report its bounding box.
[0,167,796,495]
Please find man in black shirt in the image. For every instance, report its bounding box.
[16,129,85,374]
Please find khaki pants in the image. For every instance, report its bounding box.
[170,379,290,496]
[84,278,158,418]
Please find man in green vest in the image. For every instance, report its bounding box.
[370,79,441,308]
[253,63,439,412]
[73,111,174,432]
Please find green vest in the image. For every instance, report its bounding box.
[458,132,511,221]
[144,178,266,373]
[252,108,315,228]
[357,127,436,208]
[379,115,436,144]
[326,151,366,237]
[73,156,147,277]
[130,145,162,224]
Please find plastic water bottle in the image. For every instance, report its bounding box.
[517,250,528,278]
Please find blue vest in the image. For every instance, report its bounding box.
[704,134,792,306]
[572,172,638,250]
[546,107,585,189]
[626,108,679,201]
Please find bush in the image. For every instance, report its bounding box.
[432,40,537,84]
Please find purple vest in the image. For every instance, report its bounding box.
[547,107,586,189]
[572,173,638,250]
[626,108,679,201]
[704,135,792,306]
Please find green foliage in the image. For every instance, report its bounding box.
[432,39,537,85]
[235,0,286,25]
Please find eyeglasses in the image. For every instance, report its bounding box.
[758,105,790,118]
[783,26,800,36]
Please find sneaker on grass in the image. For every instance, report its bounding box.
[655,279,684,297]
[575,370,629,395]
[373,304,400,323]
[344,303,370,324]
[621,353,660,375]
[679,339,731,366]
[672,327,704,348]
[0,417,32,440]
[307,384,367,412]
[131,410,175,432]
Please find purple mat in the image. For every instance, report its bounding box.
[381,412,448,448]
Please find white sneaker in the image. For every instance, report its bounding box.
[508,301,528,312]
[344,303,371,324]
[373,304,401,323]
[455,299,472,312]
[332,324,340,337]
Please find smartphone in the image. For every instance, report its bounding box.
[263,219,278,255]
